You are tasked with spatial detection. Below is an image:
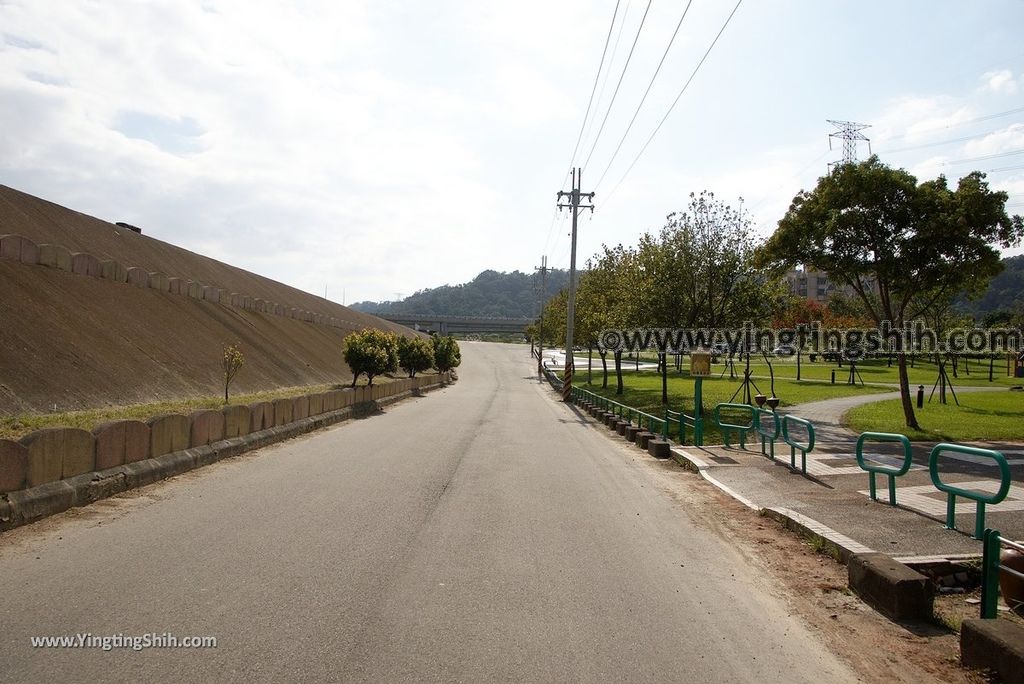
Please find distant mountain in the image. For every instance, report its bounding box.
[956,255,1024,320]
[352,268,570,319]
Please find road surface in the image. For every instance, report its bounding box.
[0,342,856,682]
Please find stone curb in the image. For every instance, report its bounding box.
[0,385,444,532]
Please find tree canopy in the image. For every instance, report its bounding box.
[760,157,1023,428]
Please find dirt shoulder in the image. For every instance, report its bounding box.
[619,442,987,683]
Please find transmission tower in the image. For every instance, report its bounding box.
[827,119,871,172]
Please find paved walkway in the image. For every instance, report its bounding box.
[671,390,1024,560]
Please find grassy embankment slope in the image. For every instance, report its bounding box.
[0,185,416,416]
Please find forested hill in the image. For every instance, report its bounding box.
[352,269,570,318]
[957,254,1024,319]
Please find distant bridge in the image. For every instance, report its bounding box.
[379,313,532,335]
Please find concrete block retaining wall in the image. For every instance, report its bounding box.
[0,374,451,530]
[0,234,367,333]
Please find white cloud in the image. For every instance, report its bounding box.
[981,69,1019,95]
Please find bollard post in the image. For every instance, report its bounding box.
[916,385,924,408]
[830,369,835,384]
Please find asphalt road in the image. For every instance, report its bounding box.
[0,342,856,682]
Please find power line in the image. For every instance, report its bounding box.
[987,163,1024,173]
[593,0,695,190]
[601,0,743,208]
[565,1,622,174]
[580,0,653,171]
[882,105,1024,143]
[917,147,1024,166]
[878,129,1010,155]
[581,0,632,156]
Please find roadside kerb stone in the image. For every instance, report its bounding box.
[648,439,671,459]
[147,414,191,458]
[21,427,94,485]
[222,405,250,438]
[0,439,29,493]
[961,619,1024,682]
[93,420,150,469]
[847,553,934,621]
[190,410,225,447]
[249,402,274,432]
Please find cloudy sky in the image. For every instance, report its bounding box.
[2,1,1023,304]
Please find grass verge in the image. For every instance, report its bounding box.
[0,372,434,441]
[844,390,1024,441]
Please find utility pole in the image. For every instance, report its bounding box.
[827,119,871,173]
[534,255,549,373]
[556,167,595,401]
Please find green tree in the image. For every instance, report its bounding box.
[222,343,245,404]
[433,335,462,373]
[343,328,399,386]
[636,191,780,403]
[397,336,435,377]
[760,157,1023,428]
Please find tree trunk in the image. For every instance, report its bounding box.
[351,375,358,388]
[897,353,919,429]
[224,384,229,405]
[661,352,668,404]
[588,345,593,385]
[615,350,624,395]
[600,351,609,388]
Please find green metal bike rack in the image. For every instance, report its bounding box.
[781,415,815,474]
[754,408,780,460]
[929,443,1011,539]
[855,432,913,506]
[980,529,1024,618]
[713,403,755,449]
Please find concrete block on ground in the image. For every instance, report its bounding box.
[961,619,1024,682]
[273,398,294,426]
[308,393,324,416]
[273,303,284,315]
[71,252,102,277]
[93,420,150,469]
[190,410,225,447]
[648,439,671,459]
[21,427,95,484]
[616,421,630,436]
[339,390,354,409]
[848,553,934,621]
[168,277,186,295]
[249,402,274,432]
[293,396,310,421]
[0,439,29,493]
[188,282,203,299]
[126,266,149,287]
[222,405,250,438]
[230,293,243,306]
[254,298,266,312]
[37,243,72,271]
[202,285,219,301]
[147,414,191,458]
[101,259,128,282]
[0,234,39,264]
[625,425,641,442]
[148,272,170,292]
[637,432,655,449]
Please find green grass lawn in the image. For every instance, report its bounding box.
[844,390,1024,442]
[588,352,1020,388]
[577,368,889,444]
